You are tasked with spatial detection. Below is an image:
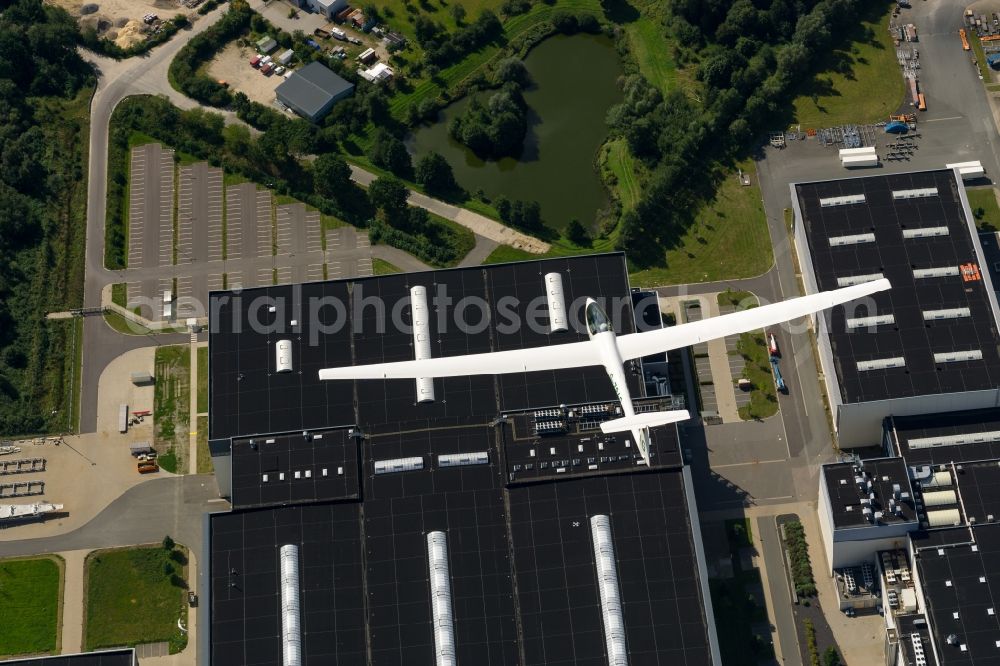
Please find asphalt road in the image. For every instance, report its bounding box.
[758,515,803,666]
[0,476,223,559]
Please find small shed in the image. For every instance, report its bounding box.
[131,371,153,385]
[357,47,377,64]
[118,404,129,434]
[130,441,154,456]
[276,49,294,66]
[256,36,277,54]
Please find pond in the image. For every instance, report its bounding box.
[407,33,623,233]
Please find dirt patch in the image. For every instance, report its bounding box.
[207,42,287,107]
[50,0,186,44]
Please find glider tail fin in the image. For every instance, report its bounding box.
[599,410,691,466]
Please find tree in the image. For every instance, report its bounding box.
[822,647,841,666]
[313,153,352,200]
[415,152,458,196]
[164,561,174,576]
[566,219,590,246]
[368,129,412,176]
[495,196,512,222]
[493,57,530,86]
[162,535,175,551]
[368,175,409,224]
[449,4,466,24]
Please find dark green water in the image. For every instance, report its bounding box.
[407,33,623,232]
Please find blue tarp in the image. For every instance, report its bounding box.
[885,120,908,133]
[987,53,1000,69]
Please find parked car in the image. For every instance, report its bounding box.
[349,37,362,45]
[188,591,198,607]
[274,65,285,75]
[261,63,273,75]
[137,462,159,474]
[250,55,261,67]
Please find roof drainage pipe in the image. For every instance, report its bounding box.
[411,285,435,403]
[279,544,303,666]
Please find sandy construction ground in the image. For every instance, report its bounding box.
[50,0,189,48]
[208,41,287,107]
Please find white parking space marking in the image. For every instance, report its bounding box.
[356,258,373,277]
[328,260,342,279]
[276,205,294,255]
[227,270,244,291]
[225,186,244,260]
[275,266,292,284]
[257,267,275,286]
[307,263,325,282]
[256,190,273,257]
[305,211,322,253]
[177,166,194,265]
[208,273,225,292]
[157,149,175,267]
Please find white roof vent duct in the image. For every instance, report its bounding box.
[426,531,457,666]
[410,286,435,403]
[276,339,293,373]
[544,273,568,333]
[279,544,303,666]
[591,515,629,666]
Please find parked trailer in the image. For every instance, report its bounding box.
[839,146,876,158]
[314,28,330,38]
[842,154,879,168]
[770,356,786,392]
[946,160,985,180]
[118,404,129,434]
[961,28,971,50]
[917,93,927,111]
[908,77,919,105]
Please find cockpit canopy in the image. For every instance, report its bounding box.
[585,301,611,336]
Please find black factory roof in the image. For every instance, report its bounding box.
[206,254,715,666]
[822,457,917,529]
[915,523,1000,665]
[209,254,639,441]
[0,651,135,665]
[896,613,934,666]
[887,408,1000,466]
[209,420,712,666]
[794,170,1000,404]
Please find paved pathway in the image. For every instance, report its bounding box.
[348,166,549,253]
[702,297,741,423]
[188,338,200,474]
[59,549,89,654]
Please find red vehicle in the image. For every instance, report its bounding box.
[250,55,261,67]
[768,332,780,357]
[261,63,274,75]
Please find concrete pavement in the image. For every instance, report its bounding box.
[59,549,89,654]
[756,514,803,666]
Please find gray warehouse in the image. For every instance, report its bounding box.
[792,169,1000,448]
[275,61,354,122]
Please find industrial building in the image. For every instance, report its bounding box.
[792,169,1000,448]
[0,650,137,665]
[814,407,1000,665]
[275,61,354,123]
[293,0,348,18]
[202,254,720,665]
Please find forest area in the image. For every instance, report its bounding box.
[0,0,94,434]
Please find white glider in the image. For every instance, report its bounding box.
[320,278,891,466]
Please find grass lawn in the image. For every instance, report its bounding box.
[0,556,63,657]
[111,283,128,309]
[629,163,773,287]
[196,415,213,474]
[967,187,1000,230]
[792,1,905,127]
[373,258,402,275]
[154,345,191,473]
[84,545,189,653]
[624,14,678,94]
[196,347,208,414]
[601,139,641,212]
[736,329,779,421]
[972,33,990,82]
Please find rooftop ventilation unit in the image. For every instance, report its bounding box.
[410,286,435,403]
[909,430,1000,449]
[438,451,489,468]
[846,314,895,329]
[276,340,293,373]
[829,233,876,247]
[426,532,457,666]
[279,545,302,666]
[544,273,569,333]
[903,226,949,239]
[934,350,983,363]
[836,273,885,287]
[893,187,938,199]
[591,515,629,666]
[374,456,424,474]
[820,194,867,207]
[913,266,960,279]
[923,490,958,507]
[911,634,927,666]
[922,308,971,321]
[856,357,906,371]
[926,509,962,528]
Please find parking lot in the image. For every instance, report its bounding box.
[123,144,376,321]
[207,42,287,107]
